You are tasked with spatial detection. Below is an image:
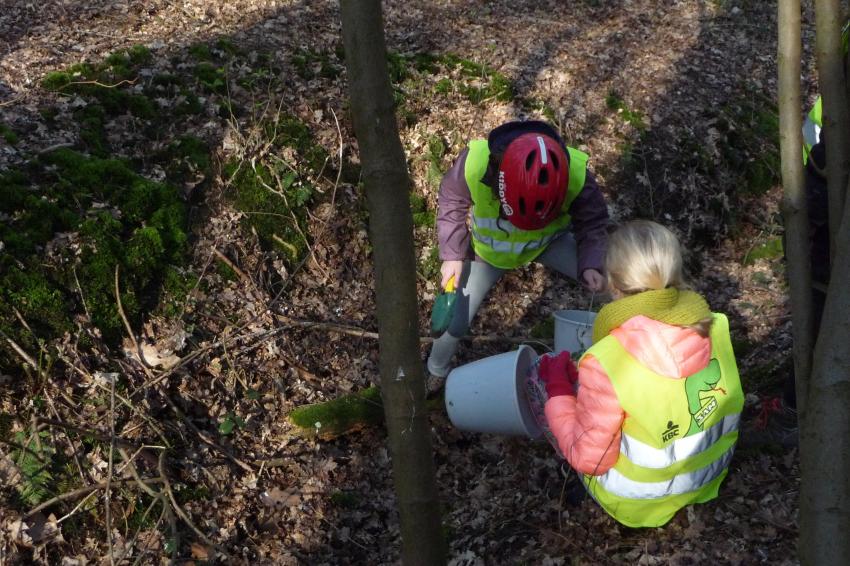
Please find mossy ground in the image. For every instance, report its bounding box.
[289,386,385,439]
[1,42,230,368]
[0,148,189,354]
[223,114,326,264]
[288,385,444,439]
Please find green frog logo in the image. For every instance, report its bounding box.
[684,359,725,436]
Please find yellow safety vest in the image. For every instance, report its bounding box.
[464,139,588,269]
[803,22,849,164]
[581,313,744,528]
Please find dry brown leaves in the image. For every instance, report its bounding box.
[0,0,808,564]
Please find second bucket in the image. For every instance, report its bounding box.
[444,345,541,438]
[553,310,597,354]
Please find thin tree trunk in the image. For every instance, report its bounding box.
[339,2,446,564]
[799,197,850,564]
[778,1,813,415]
[800,3,850,563]
[814,0,850,253]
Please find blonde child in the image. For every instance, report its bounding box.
[538,220,744,528]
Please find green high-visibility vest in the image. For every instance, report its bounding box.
[580,313,744,528]
[803,22,849,164]
[464,139,588,269]
[803,97,823,164]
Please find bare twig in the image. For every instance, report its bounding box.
[271,313,553,346]
[58,78,137,89]
[42,391,90,485]
[56,490,99,525]
[37,142,75,155]
[54,353,171,447]
[115,265,153,371]
[115,448,169,565]
[160,395,254,473]
[0,95,23,107]
[35,417,148,451]
[24,477,164,518]
[158,452,225,557]
[105,375,116,565]
[12,307,34,337]
[328,106,344,214]
[72,266,91,320]
[212,248,251,285]
[1,331,39,369]
[0,438,47,463]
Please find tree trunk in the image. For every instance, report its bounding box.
[814,0,850,253]
[338,2,446,564]
[799,198,850,564]
[800,3,850,563]
[778,0,814,415]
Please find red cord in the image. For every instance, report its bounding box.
[755,396,783,430]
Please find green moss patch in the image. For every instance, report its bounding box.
[418,246,441,283]
[194,62,227,94]
[389,51,515,112]
[605,90,647,131]
[289,386,384,439]
[225,114,329,264]
[1,123,19,145]
[743,237,783,265]
[42,56,155,121]
[530,318,555,340]
[0,149,188,361]
[292,48,343,80]
[410,192,435,228]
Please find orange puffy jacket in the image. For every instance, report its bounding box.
[544,315,711,475]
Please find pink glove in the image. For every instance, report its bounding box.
[537,351,578,398]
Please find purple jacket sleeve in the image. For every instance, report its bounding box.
[436,148,474,261]
[569,170,609,276]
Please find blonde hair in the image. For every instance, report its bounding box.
[605,220,711,336]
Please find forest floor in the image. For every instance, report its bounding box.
[0,1,816,564]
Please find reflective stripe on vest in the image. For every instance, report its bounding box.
[802,97,822,164]
[580,313,744,527]
[593,444,735,499]
[464,139,588,269]
[619,412,740,469]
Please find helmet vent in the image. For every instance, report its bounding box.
[535,200,545,213]
[518,197,526,215]
[538,168,549,185]
[525,151,536,171]
[549,150,560,169]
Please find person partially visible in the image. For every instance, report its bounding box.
[783,21,848,409]
[426,120,609,392]
[539,220,744,528]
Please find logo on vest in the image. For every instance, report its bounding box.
[684,358,725,436]
[662,420,680,443]
[498,171,513,216]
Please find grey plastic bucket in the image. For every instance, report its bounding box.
[444,345,542,438]
[553,310,597,354]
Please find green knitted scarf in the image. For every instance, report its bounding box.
[592,288,712,344]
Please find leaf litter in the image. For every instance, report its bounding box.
[0,0,810,563]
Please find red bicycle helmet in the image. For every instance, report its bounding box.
[497,133,569,230]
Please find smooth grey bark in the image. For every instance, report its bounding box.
[339,2,446,564]
[799,198,850,565]
[800,2,850,563]
[778,0,813,416]
[814,0,850,254]
[778,0,814,415]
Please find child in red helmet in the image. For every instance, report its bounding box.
[427,120,609,391]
